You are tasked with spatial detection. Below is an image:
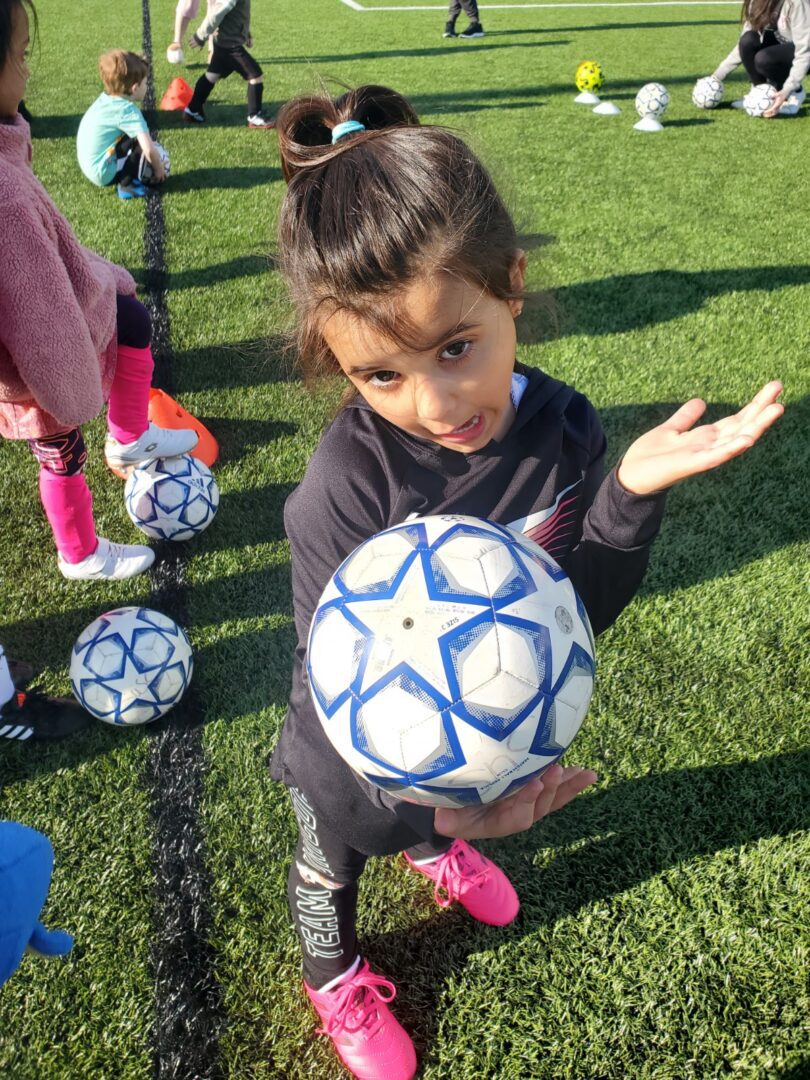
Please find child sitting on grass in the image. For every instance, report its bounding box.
[76,49,167,200]
[184,0,275,128]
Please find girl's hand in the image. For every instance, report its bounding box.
[188,33,203,50]
[616,380,783,496]
[433,764,598,840]
[763,91,787,117]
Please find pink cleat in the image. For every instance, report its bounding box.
[404,838,520,926]
[304,959,417,1080]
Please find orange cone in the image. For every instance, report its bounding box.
[160,77,193,111]
[106,389,219,479]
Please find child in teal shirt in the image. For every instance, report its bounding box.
[77,50,167,199]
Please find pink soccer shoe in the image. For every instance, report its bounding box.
[404,838,520,926]
[304,959,417,1080]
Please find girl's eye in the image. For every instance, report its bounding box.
[367,370,400,389]
[440,340,472,361]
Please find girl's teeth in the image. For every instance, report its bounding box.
[453,415,479,434]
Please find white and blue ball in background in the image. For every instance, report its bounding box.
[306,515,595,808]
[70,607,193,725]
[124,454,219,541]
[692,76,724,109]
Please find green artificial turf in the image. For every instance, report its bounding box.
[0,0,808,1076]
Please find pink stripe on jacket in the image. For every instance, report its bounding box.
[0,115,136,440]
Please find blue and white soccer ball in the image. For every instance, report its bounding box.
[70,607,193,725]
[124,454,219,541]
[306,515,595,808]
[635,82,670,118]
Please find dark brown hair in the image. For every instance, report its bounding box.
[0,0,37,76]
[276,85,524,383]
[741,0,781,31]
[98,49,148,96]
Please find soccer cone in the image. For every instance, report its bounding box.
[107,389,219,478]
[160,77,193,111]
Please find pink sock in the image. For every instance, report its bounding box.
[39,470,97,563]
[107,343,154,444]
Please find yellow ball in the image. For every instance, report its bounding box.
[575,61,604,93]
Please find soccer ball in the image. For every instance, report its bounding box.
[142,140,171,182]
[306,515,595,808]
[575,60,604,93]
[124,454,219,541]
[744,83,777,116]
[692,75,724,109]
[70,607,193,725]
[635,82,670,118]
[166,44,184,64]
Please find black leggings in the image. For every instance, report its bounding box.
[287,787,452,989]
[739,29,795,90]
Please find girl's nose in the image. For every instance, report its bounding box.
[413,377,456,424]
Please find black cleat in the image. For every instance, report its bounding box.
[0,689,91,743]
[459,21,485,37]
[443,21,458,37]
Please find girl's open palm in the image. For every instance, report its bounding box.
[617,381,783,496]
[433,764,597,840]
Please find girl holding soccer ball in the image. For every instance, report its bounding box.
[705,0,810,115]
[270,84,783,1080]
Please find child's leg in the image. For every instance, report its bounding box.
[187,46,231,116]
[173,0,200,45]
[446,0,462,27]
[287,787,367,989]
[29,429,97,563]
[114,137,147,187]
[228,47,265,118]
[107,295,154,444]
[752,41,795,90]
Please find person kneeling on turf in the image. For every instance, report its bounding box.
[707,0,809,116]
[77,49,167,200]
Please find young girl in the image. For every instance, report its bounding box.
[0,0,198,581]
[167,0,214,65]
[708,0,810,115]
[269,85,783,1080]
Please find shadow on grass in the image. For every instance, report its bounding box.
[519,264,810,340]
[131,255,276,293]
[173,336,297,391]
[254,39,570,65]
[166,165,281,193]
[367,750,810,1059]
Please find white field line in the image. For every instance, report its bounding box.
[340,0,737,10]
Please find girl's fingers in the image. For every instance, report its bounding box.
[660,398,707,433]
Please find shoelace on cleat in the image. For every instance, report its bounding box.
[431,844,490,908]
[319,971,397,1039]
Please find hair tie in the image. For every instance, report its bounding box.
[332,120,366,144]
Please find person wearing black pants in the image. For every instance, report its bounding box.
[709,0,810,115]
[184,0,274,128]
[443,0,485,39]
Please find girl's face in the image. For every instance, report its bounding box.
[0,4,30,119]
[322,259,526,455]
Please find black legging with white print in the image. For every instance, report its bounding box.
[287,787,452,988]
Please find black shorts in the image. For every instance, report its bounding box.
[208,43,261,80]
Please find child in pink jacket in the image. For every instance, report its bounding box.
[0,0,198,581]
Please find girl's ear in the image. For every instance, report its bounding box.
[507,249,527,317]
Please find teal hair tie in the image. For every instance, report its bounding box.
[332,120,366,144]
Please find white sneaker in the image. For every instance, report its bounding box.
[247,113,276,129]
[58,538,155,581]
[779,85,805,115]
[104,422,199,468]
[731,86,754,109]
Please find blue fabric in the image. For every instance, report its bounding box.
[332,120,366,143]
[0,821,73,986]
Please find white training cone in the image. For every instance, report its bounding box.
[593,101,621,115]
[633,115,664,132]
[575,91,601,105]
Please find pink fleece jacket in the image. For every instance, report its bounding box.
[0,115,136,440]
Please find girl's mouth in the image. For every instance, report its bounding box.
[438,414,485,441]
